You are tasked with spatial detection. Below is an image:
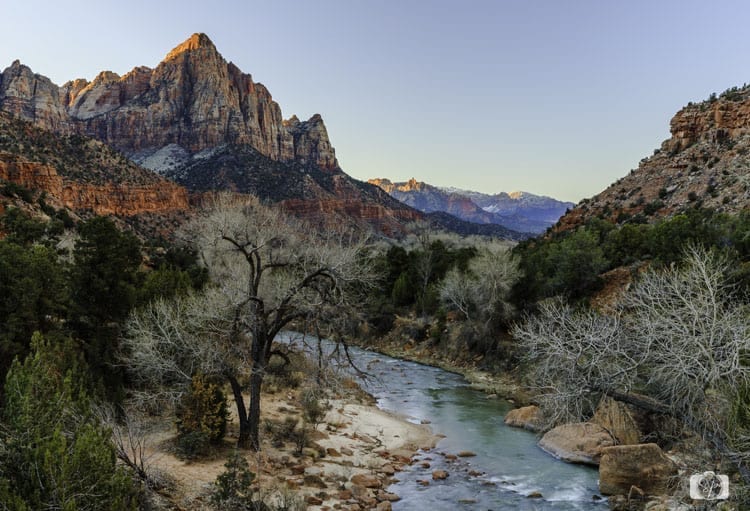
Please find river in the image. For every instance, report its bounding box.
[282,334,606,510]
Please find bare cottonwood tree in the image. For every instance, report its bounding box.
[440,245,521,328]
[512,245,750,441]
[622,245,750,435]
[124,194,374,449]
[511,296,632,426]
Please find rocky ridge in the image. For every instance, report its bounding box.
[0,34,433,236]
[370,177,572,233]
[558,86,750,230]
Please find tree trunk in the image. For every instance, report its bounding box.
[246,364,264,450]
[227,375,251,449]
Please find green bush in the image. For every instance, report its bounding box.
[176,373,229,445]
[1,181,33,202]
[0,333,141,510]
[136,266,194,305]
[300,387,327,430]
[210,451,258,511]
[175,431,212,460]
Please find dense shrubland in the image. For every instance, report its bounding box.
[513,208,750,307]
[360,207,750,501]
[1,195,375,508]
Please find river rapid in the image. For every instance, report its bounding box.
[282,334,607,510]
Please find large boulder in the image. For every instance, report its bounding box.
[538,422,614,465]
[599,443,678,496]
[504,405,544,432]
[591,396,643,445]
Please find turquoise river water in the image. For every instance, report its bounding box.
[282,334,607,510]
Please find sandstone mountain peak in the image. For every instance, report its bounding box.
[0,34,339,169]
[165,32,218,60]
[0,36,517,237]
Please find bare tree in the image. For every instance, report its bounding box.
[123,194,374,449]
[512,244,750,442]
[409,221,438,316]
[96,404,167,489]
[439,267,474,320]
[621,245,750,435]
[511,297,633,426]
[440,245,522,328]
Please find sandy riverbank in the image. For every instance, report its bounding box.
[143,383,439,510]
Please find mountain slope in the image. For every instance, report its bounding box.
[0,33,529,239]
[369,178,572,233]
[0,111,188,217]
[558,86,750,231]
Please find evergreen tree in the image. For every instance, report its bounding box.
[0,241,68,391]
[69,216,141,396]
[0,333,140,510]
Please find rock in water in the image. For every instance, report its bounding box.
[504,405,544,432]
[538,422,615,465]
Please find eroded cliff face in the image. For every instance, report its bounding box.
[0,154,63,194]
[0,61,72,134]
[0,152,188,216]
[0,33,338,171]
[557,88,750,231]
[280,198,421,237]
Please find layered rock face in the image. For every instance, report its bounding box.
[0,152,188,216]
[1,34,520,238]
[0,112,189,216]
[558,87,750,231]
[0,61,72,134]
[0,33,338,171]
[0,154,62,194]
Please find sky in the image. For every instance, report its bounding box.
[2,1,750,203]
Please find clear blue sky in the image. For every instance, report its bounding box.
[2,1,750,203]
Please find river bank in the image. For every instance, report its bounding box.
[350,330,531,404]
[143,365,439,510]
[142,331,613,511]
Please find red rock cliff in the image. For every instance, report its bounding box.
[0,152,188,216]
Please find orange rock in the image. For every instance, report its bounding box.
[432,470,449,480]
[350,473,381,489]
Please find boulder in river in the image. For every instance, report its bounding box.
[599,443,677,496]
[504,405,545,432]
[538,422,615,465]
